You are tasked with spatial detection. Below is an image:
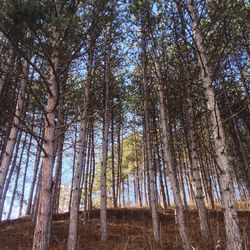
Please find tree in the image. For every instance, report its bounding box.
[186,0,242,249]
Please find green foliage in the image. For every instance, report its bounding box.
[121,132,143,176]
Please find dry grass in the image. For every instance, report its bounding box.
[0,208,249,249]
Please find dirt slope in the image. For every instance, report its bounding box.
[0,208,249,249]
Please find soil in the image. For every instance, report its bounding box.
[0,208,249,249]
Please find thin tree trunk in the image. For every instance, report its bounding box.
[0,60,27,202]
[149,34,191,250]
[67,37,93,250]
[155,141,167,210]
[100,68,110,241]
[19,132,32,216]
[116,124,122,208]
[52,133,64,215]
[32,165,42,224]
[88,126,95,212]
[68,123,77,212]
[111,115,117,208]
[143,161,148,206]
[7,132,28,219]
[67,88,89,249]
[26,124,43,215]
[127,176,130,208]
[52,80,66,215]
[141,23,160,241]
[0,130,22,220]
[161,146,170,206]
[132,119,142,207]
[122,178,125,207]
[186,96,210,237]
[83,125,92,222]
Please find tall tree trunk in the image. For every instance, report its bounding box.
[88,125,95,212]
[116,124,122,207]
[111,115,117,208]
[52,82,66,215]
[141,24,160,242]
[187,1,242,248]
[155,138,167,210]
[131,118,142,207]
[148,31,191,250]
[68,123,77,212]
[67,50,92,250]
[186,96,210,237]
[32,26,59,250]
[19,132,32,216]
[100,68,110,241]
[83,125,92,222]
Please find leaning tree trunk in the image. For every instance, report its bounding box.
[7,132,28,220]
[32,26,59,250]
[187,1,242,249]
[0,130,22,220]
[0,60,27,203]
[186,96,210,238]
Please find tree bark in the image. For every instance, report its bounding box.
[0,130,22,220]
[19,132,33,217]
[7,132,28,219]
[0,60,27,202]
[68,51,91,250]
[100,65,110,241]
[88,125,95,212]
[186,96,210,237]
[141,23,160,241]
[148,30,191,250]
[26,135,42,215]
[111,115,117,208]
[187,1,242,248]
[32,26,59,250]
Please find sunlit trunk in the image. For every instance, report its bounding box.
[187,1,242,249]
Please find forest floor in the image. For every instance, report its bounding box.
[0,208,249,250]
